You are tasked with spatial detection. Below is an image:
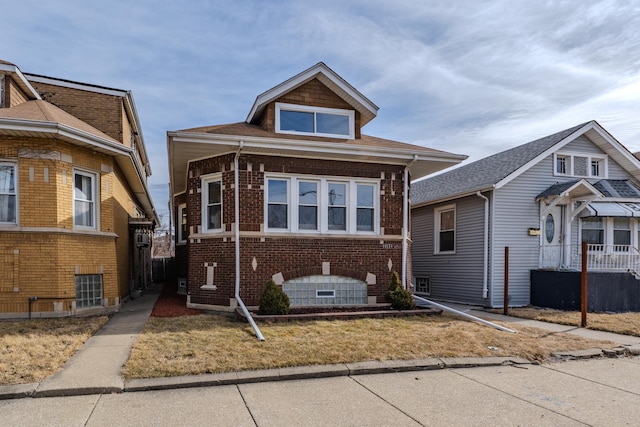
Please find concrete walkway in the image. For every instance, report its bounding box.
[2,292,640,401]
[35,283,161,398]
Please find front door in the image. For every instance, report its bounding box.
[541,205,564,268]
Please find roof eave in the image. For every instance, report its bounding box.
[0,63,41,100]
[167,130,465,196]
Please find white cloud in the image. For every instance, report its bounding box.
[2,0,640,214]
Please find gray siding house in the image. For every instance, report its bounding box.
[411,121,640,308]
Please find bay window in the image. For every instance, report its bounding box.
[298,180,318,230]
[327,182,346,231]
[74,170,97,228]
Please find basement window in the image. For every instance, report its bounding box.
[414,277,431,295]
[316,290,336,298]
[276,103,354,139]
[75,274,103,308]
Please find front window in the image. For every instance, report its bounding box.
[614,217,631,250]
[265,175,379,234]
[0,75,5,108]
[74,170,96,228]
[267,179,289,229]
[276,103,355,139]
[328,182,347,231]
[202,175,222,232]
[0,163,16,224]
[75,274,103,308]
[356,184,375,231]
[298,180,318,230]
[582,217,604,246]
[435,204,455,253]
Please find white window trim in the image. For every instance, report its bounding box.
[434,203,456,254]
[553,152,608,178]
[73,168,99,230]
[275,102,355,139]
[264,174,380,235]
[177,203,187,244]
[0,161,17,225]
[201,173,223,233]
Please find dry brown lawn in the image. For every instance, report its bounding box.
[502,307,640,337]
[121,313,615,379]
[0,317,108,386]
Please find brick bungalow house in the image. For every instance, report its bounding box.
[0,60,157,318]
[168,63,465,313]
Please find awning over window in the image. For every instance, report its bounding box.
[583,202,640,217]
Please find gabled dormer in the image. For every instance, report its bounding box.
[0,60,41,108]
[246,62,378,140]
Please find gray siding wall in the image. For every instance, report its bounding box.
[412,194,488,306]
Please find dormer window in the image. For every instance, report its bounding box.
[275,102,354,139]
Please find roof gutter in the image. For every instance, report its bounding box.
[234,141,264,341]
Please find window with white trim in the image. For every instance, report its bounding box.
[74,169,97,228]
[554,152,607,178]
[267,178,289,229]
[75,274,103,308]
[327,182,347,231]
[177,204,187,243]
[275,102,355,139]
[0,162,16,224]
[581,217,604,246]
[298,180,318,230]
[265,175,379,234]
[202,175,222,232]
[434,204,455,254]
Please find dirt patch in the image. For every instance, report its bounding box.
[151,282,203,318]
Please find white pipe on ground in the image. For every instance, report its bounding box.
[414,295,515,333]
[235,141,265,341]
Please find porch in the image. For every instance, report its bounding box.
[540,244,640,275]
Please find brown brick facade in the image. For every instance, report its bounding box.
[179,153,409,307]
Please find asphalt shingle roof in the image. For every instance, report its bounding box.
[178,121,454,156]
[412,121,592,205]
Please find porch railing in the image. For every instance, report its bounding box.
[540,244,640,272]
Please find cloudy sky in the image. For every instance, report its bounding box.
[4,0,640,225]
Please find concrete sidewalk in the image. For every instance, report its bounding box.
[33,283,160,398]
[2,292,640,401]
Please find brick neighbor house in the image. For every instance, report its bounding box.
[168,62,465,313]
[0,60,157,318]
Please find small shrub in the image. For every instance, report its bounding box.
[258,280,290,315]
[385,271,402,303]
[386,271,416,310]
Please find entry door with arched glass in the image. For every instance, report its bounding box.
[541,205,564,268]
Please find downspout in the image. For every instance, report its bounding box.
[402,155,418,289]
[476,192,489,299]
[234,141,265,341]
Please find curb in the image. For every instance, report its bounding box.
[0,356,530,400]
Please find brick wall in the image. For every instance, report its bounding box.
[29,81,125,143]
[6,76,30,107]
[0,136,140,316]
[178,153,408,307]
